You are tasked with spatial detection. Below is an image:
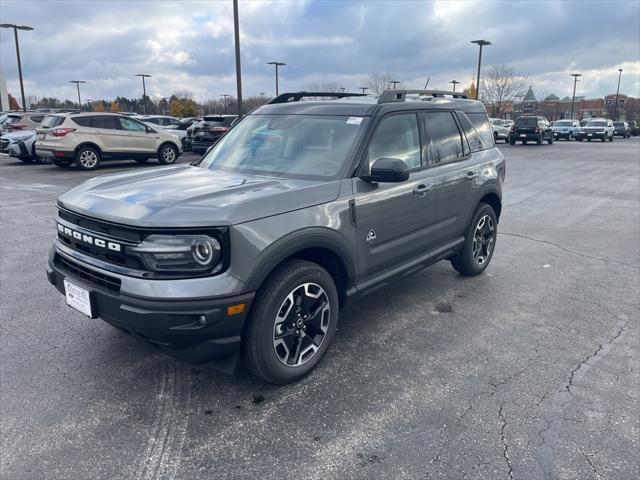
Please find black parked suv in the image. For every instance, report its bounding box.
[190,115,237,154]
[46,90,504,384]
[509,116,554,145]
[613,121,630,138]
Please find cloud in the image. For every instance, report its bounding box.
[0,0,638,103]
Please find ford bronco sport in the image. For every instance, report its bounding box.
[47,90,504,384]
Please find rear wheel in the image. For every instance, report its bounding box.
[158,143,178,165]
[75,146,101,170]
[242,260,339,384]
[451,203,497,276]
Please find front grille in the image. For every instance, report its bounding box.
[55,254,121,292]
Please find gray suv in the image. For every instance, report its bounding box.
[46,90,505,384]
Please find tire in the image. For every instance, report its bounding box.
[242,259,339,384]
[601,135,606,142]
[588,138,591,142]
[536,136,542,145]
[509,138,515,145]
[451,203,497,276]
[19,157,34,163]
[158,143,178,165]
[609,134,613,142]
[74,146,101,170]
[135,158,149,164]
[568,132,573,141]
[547,136,554,145]
[578,137,583,142]
[522,140,527,145]
[53,158,73,168]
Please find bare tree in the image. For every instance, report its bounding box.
[480,65,528,117]
[302,81,343,92]
[367,72,404,95]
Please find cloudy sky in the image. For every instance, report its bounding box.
[1,0,639,104]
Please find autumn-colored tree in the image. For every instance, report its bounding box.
[463,82,477,99]
[110,101,120,112]
[180,99,198,117]
[170,99,182,117]
[93,102,105,112]
[8,93,20,110]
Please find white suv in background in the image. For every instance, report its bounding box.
[35,112,182,170]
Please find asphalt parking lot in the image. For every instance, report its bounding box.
[1,139,638,480]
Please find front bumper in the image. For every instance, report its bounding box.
[577,132,606,140]
[47,244,255,369]
[553,131,572,139]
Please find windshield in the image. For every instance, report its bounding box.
[199,114,365,179]
[554,121,573,127]
[587,121,606,127]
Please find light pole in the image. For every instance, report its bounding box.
[390,80,400,90]
[267,61,286,96]
[259,92,265,104]
[0,23,33,112]
[471,39,491,100]
[69,80,86,110]
[135,73,151,114]
[220,94,231,113]
[358,86,368,94]
[569,73,582,120]
[613,68,623,120]
[449,80,460,92]
[232,0,243,116]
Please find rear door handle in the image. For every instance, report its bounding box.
[413,184,435,196]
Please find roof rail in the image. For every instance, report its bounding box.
[378,89,469,103]
[269,91,367,104]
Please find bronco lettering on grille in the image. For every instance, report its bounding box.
[57,223,121,252]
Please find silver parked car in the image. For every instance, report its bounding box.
[489,118,510,143]
[551,119,580,141]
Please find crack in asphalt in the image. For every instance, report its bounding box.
[499,232,639,268]
[578,447,603,480]
[498,402,514,479]
[534,317,629,479]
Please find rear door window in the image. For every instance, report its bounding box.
[91,116,120,130]
[118,117,147,131]
[28,115,45,123]
[422,111,465,165]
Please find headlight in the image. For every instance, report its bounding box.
[130,234,222,274]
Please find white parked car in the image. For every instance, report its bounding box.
[489,118,510,143]
[136,115,182,130]
[2,129,39,162]
[35,112,183,170]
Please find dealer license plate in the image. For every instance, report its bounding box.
[64,279,92,317]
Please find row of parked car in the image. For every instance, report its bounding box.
[489,116,639,145]
[0,110,238,169]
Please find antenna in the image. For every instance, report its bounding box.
[424,77,430,89]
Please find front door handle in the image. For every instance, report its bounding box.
[413,184,435,196]
[466,171,479,181]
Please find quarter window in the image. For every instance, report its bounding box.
[367,114,421,170]
[467,112,494,147]
[456,112,485,152]
[423,112,464,165]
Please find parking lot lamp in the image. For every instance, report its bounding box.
[0,24,33,112]
[69,80,86,110]
[220,94,231,113]
[358,86,368,94]
[267,61,286,96]
[471,39,491,100]
[569,73,582,120]
[449,80,460,92]
[233,0,243,116]
[614,68,623,120]
[135,74,151,114]
[390,80,400,90]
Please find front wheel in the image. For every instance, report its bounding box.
[451,203,497,276]
[242,260,339,384]
[75,147,101,170]
[158,143,178,165]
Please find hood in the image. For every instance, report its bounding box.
[57,165,341,227]
[2,130,35,142]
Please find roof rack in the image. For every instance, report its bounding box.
[378,89,469,103]
[269,91,367,104]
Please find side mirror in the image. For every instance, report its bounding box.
[361,157,409,183]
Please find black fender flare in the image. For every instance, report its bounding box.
[244,227,357,294]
